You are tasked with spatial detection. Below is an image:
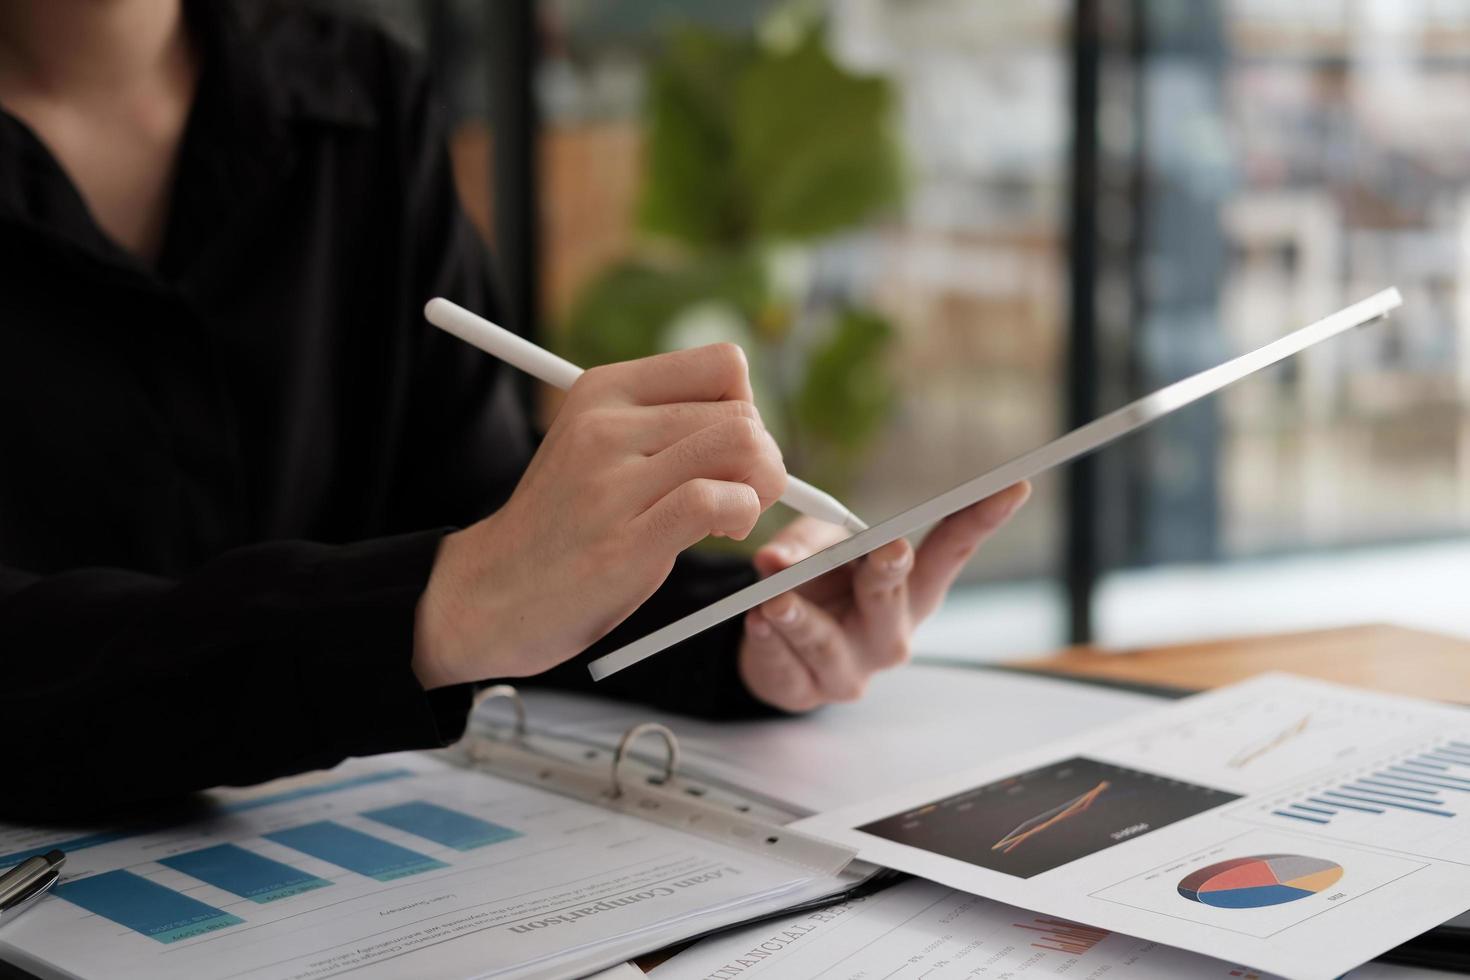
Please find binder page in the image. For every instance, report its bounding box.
[0,753,845,980]
[646,877,1431,980]
[476,666,1160,814]
[796,674,1470,980]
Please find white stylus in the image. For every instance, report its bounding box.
[424,298,869,533]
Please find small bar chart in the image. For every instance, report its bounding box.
[263,821,448,882]
[50,798,520,944]
[1012,916,1110,953]
[1271,741,1469,827]
[54,870,244,944]
[361,802,520,851]
[159,844,332,904]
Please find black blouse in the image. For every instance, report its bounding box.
[0,0,761,822]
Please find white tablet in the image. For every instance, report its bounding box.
[588,287,1402,681]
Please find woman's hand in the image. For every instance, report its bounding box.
[413,343,787,689]
[738,481,1031,711]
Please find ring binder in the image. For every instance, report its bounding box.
[453,686,857,877]
[470,684,526,740]
[611,723,679,798]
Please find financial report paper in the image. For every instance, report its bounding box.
[647,878,1442,980]
[796,674,1470,980]
[0,754,844,980]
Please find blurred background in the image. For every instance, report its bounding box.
[331,0,1470,660]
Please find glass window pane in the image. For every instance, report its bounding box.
[1099,0,1470,645]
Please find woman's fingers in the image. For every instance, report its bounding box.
[756,591,867,702]
[579,342,754,405]
[623,400,766,456]
[739,610,823,713]
[645,416,788,510]
[634,478,763,550]
[908,481,1031,621]
[851,538,915,669]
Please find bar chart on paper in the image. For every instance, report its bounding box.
[1092,682,1470,865]
[0,766,529,948]
[1254,738,1470,862]
[36,794,520,943]
[54,870,245,945]
[158,844,332,904]
[0,754,842,980]
[1270,740,1466,826]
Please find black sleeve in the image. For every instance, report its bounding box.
[0,532,471,823]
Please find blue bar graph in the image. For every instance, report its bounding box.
[265,822,447,881]
[1345,783,1444,804]
[160,844,332,903]
[1309,795,1382,814]
[1273,741,1467,826]
[1357,777,1439,798]
[1289,803,1336,815]
[361,802,520,852]
[1401,759,1449,771]
[1386,768,1470,790]
[55,870,243,944]
[1323,790,1455,817]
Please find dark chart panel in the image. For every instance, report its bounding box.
[860,757,1241,879]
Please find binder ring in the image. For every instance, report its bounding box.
[472,684,526,739]
[610,723,681,799]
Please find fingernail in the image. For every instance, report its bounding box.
[772,600,799,624]
[883,551,913,576]
[768,544,793,562]
[749,615,772,638]
[1008,483,1032,514]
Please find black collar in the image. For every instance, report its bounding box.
[0,0,381,279]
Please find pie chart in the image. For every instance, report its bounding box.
[1178,854,1343,909]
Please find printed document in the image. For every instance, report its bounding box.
[796,674,1470,980]
[0,753,845,980]
[647,877,1445,980]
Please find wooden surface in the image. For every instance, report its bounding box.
[1010,624,1470,702]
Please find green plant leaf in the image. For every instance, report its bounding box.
[559,255,767,367]
[733,31,903,240]
[793,307,896,454]
[637,29,757,247]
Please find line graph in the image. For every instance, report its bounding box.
[860,757,1236,879]
[993,781,1110,854]
[1230,714,1312,769]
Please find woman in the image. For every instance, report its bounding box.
[0,0,1028,820]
